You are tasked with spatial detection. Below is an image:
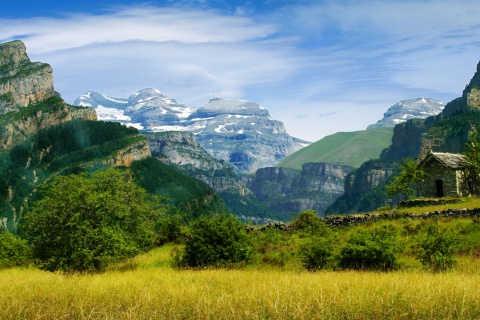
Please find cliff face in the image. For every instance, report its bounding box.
[146,131,248,194]
[382,60,480,161]
[0,98,97,149]
[248,163,352,216]
[0,40,55,113]
[108,135,151,167]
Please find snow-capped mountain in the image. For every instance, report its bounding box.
[74,89,309,173]
[367,97,445,129]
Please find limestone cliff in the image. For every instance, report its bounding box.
[248,163,352,216]
[382,60,480,161]
[0,96,97,149]
[0,40,56,113]
[108,135,151,167]
[145,131,248,194]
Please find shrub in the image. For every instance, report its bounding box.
[291,210,330,235]
[177,215,252,268]
[416,222,457,272]
[300,236,334,270]
[0,232,31,268]
[155,215,184,245]
[338,227,402,271]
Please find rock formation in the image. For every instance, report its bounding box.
[248,162,352,216]
[0,40,56,113]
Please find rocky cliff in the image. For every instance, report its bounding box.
[382,60,480,161]
[145,131,247,194]
[0,40,56,113]
[248,162,352,216]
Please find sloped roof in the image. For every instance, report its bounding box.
[419,152,469,170]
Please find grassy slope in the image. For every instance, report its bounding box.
[279,127,394,169]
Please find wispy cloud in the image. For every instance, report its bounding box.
[0,0,479,141]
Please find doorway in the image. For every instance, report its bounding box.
[436,180,444,197]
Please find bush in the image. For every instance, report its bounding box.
[300,236,334,270]
[338,227,402,271]
[177,215,252,268]
[155,215,184,245]
[22,169,164,272]
[291,210,330,235]
[416,222,457,272]
[0,232,31,268]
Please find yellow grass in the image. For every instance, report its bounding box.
[2,246,480,320]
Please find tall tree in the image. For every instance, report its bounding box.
[22,169,164,272]
[464,131,480,195]
[386,158,427,201]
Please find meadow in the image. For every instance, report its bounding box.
[2,199,480,319]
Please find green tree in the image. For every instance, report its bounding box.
[177,215,251,268]
[386,158,427,201]
[22,169,164,272]
[464,131,480,195]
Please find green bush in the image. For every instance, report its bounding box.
[22,169,164,273]
[416,222,457,272]
[300,236,334,270]
[155,215,184,245]
[0,232,31,268]
[177,215,252,268]
[291,210,330,235]
[338,227,402,271]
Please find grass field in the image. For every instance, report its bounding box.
[1,244,480,319]
[278,127,394,169]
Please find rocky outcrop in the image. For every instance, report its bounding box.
[0,40,56,113]
[145,131,248,194]
[382,60,480,161]
[108,135,151,167]
[248,163,352,216]
[343,160,396,197]
[0,97,97,149]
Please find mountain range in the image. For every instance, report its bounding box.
[74,89,309,173]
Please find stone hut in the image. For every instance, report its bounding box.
[417,152,470,198]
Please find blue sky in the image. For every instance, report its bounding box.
[1,0,479,141]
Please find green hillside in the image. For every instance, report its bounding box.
[278,127,394,169]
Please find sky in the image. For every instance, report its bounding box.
[1,0,479,142]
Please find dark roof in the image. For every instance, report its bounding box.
[419,152,469,170]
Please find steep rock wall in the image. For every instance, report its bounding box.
[0,40,56,113]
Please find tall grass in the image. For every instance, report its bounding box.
[1,267,480,319]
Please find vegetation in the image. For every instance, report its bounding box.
[338,227,401,271]
[278,127,393,169]
[131,157,228,219]
[176,214,252,268]
[0,232,31,268]
[22,169,165,272]
[416,221,458,272]
[464,130,480,194]
[386,158,427,201]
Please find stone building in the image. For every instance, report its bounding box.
[417,152,470,198]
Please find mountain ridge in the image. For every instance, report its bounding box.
[74,89,309,173]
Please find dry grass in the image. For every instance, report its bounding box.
[1,246,480,319]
